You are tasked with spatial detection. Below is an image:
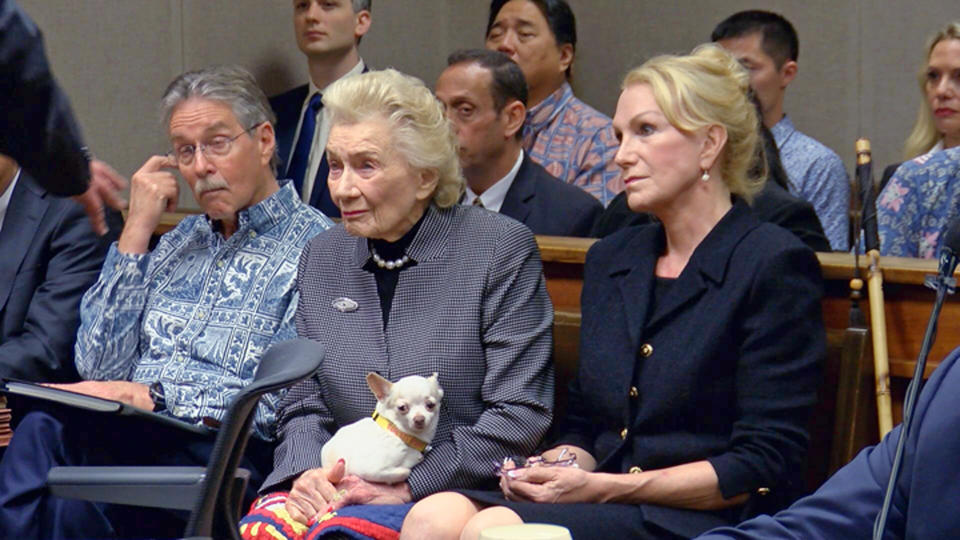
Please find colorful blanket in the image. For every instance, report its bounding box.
[240,492,413,540]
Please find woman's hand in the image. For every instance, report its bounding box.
[500,464,601,504]
[503,460,749,510]
[285,460,347,524]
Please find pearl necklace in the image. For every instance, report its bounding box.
[370,245,410,270]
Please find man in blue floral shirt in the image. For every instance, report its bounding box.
[0,65,332,539]
[714,10,850,251]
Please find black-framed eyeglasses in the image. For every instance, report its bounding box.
[169,124,260,166]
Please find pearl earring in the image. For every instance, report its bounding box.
[700,169,710,182]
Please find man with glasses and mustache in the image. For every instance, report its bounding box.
[0,65,332,539]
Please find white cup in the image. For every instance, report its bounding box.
[478,523,573,540]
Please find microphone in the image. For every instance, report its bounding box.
[926,220,960,293]
[855,139,880,253]
[874,217,960,539]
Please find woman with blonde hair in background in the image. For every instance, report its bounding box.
[877,23,960,257]
[879,22,960,190]
[903,21,960,160]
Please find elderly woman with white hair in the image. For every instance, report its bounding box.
[239,69,554,539]
[402,44,826,540]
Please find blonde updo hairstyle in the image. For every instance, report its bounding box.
[903,21,960,160]
[622,44,764,202]
[323,68,464,208]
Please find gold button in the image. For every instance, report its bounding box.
[629,466,643,474]
[640,343,653,357]
[629,386,639,398]
[757,487,770,496]
[619,427,628,439]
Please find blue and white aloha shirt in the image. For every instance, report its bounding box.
[75,181,331,440]
[772,115,850,251]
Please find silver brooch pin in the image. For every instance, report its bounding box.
[332,297,359,313]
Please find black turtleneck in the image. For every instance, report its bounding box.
[363,213,426,328]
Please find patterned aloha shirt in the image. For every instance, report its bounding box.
[75,181,332,440]
[523,82,623,206]
[877,146,960,259]
[771,115,850,251]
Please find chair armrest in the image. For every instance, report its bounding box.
[47,466,250,510]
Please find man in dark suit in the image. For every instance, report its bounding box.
[270,0,372,217]
[0,154,117,382]
[1,0,127,235]
[435,49,601,237]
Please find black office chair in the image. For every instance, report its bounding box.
[47,338,324,540]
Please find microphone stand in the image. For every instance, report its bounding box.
[872,258,956,540]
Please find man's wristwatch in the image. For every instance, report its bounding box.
[148,381,167,412]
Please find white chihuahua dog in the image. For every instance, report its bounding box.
[320,372,443,484]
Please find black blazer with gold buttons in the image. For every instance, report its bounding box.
[555,199,825,536]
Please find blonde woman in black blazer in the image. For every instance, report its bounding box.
[403,44,825,540]
[242,69,554,537]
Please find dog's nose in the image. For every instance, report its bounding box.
[413,415,425,429]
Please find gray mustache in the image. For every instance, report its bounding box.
[194,176,229,196]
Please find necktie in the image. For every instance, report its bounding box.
[286,93,323,196]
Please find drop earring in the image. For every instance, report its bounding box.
[700,169,710,182]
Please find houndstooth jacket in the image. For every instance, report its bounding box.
[261,204,555,499]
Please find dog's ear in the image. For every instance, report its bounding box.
[428,373,443,400]
[366,372,393,401]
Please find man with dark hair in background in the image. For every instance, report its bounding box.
[271,0,372,218]
[485,0,622,206]
[436,49,601,237]
[713,9,850,250]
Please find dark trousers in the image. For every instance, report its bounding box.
[0,408,272,539]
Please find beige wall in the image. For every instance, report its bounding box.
[20,0,956,210]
